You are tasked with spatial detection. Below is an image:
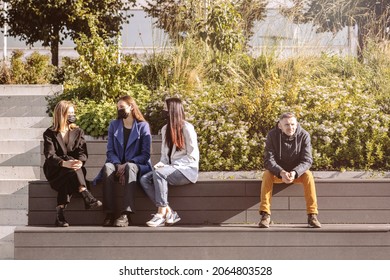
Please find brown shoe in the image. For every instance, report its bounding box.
[258,211,271,228]
[308,214,322,228]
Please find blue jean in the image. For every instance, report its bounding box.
[140,166,191,207]
[102,162,139,214]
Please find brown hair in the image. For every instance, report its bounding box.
[117,95,146,122]
[279,112,296,121]
[165,97,185,150]
[52,100,77,132]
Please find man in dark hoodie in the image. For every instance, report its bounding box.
[259,112,321,228]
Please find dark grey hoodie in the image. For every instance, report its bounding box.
[263,123,313,178]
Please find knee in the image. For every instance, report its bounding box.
[139,174,147,187]
[262,170,274,182]
[300,170,313,181]
[125,162,138,174]
[140,172,153,188]
[103,163,115,176]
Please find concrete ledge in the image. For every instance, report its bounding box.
[0,85,62,96]
[14,224,390,260]
[28,178,390,226]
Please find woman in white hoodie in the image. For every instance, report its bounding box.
[140,97,199,227]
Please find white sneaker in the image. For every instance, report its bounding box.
[165,211,181,226]
[146,214,166,227]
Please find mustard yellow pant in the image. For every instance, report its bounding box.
[259,170,318,215]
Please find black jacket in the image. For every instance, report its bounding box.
[43,127,88,187]
[263,123,313,178]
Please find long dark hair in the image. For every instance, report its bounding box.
[165,97,185,150]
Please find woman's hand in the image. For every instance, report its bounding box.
[154,161,165,169]
[116,164,126,177]
[115,164,126,186]
[62,159,82,170]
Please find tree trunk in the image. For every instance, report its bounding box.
[50,26,60,66]
[356,18,368,61]
[51,42,59,67]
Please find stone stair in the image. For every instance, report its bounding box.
[0,85,61,259]
[14,224,390,260]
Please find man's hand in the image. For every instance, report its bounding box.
[287,171,296,181]
[280,170,295,184]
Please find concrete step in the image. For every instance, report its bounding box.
[0,140,40,154]
[0,241,14,260]
[0,128,47,139]
[0,153,41,166]
[0,179,29,195]
[0,95,48,106]
[0,210,27,225]
[0,194,28,210]
[0,106,49,117]
[0,87,59,260]
[0,117,51,129]
[0,166,40,180]
[0,85,62,97]
[13,224,390,260]
[0,226,16,260]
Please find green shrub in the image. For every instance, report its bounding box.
[62,27,151,107]
[73,99,116,138]
[295,73,389,170]
[0,61,12,84]
[0,50,56,84]
[142,50,390,171]
[42,28,390,172]
[47,30,151,132]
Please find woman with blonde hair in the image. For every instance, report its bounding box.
[43,100,102,227]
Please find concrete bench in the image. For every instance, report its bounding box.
[28,176,390,226]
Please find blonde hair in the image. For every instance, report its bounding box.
[52,100,77,132]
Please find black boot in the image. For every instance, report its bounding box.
[81,189,102,210]
[55,206,69,227]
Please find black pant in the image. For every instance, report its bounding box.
[51,168,87,206]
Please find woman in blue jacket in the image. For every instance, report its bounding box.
[96,96,152,227]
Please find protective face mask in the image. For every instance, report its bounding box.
[117,108,129,119]
[67,115,76,124]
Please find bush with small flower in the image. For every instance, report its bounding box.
[143,46,390,171]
